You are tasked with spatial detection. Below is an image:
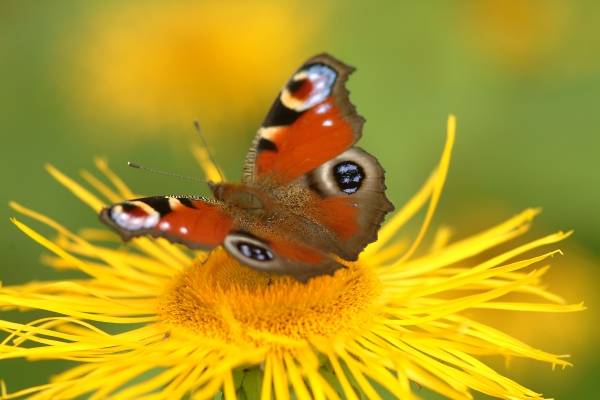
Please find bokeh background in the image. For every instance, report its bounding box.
[1,0,598,398]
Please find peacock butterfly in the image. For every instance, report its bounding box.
[100,54,394,282]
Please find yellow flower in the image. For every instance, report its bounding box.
[1,116,583,399]
[67,1,321,134]
[462,0,570,72]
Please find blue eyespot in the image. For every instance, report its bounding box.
[236,241,274,262]
[333,161,364,194]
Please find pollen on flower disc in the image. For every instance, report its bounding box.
[158,247,382,346]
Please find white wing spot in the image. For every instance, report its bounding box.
[143,213,160,229]
[316,103,331,114]
[323,119,333,127]
[179,227,189,235]
[111,204,159,231]
[159,221,171,231]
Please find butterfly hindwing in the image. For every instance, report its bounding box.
[100,196,233,249]
[244,53,393,262]
[223,231,343,282]
[243,54,364,184]
[304,147,394,260]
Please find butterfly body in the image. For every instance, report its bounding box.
[101,54,394,282]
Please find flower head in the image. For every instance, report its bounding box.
[0,116,583,399]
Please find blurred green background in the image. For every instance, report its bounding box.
[1,0,598,398]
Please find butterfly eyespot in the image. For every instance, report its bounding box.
[236,242,274,262]
[224,233,277,267]
[333,161,365,194]
[287,78,310,95]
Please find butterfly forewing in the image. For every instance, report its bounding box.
[101,196,233,249]
[243,54,364,184]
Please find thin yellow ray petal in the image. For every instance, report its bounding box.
[443,314,571,366]
[190,374,225,400]
[335,348,382,400]
[0,382,58,400]
[10,218,127,283]
[0,318,67,346]
[132,237,187,271]
[429,226,453,252]
[223,370,237,400]
[401,359,472,400]
[343,340,413,398]
[363,171,436,257]
[427,267,566,304]
[394,249,563,299]
[71,364,151,400]
[384,227,565,284]
[409,341,541,398]
[154,238,193,266]
[325,352,358,400]
[352,334,417,399]
[77,228,120,242]
[0,290,154,316]
[10,202,183,284]
[472,301,584,312]
[445,348,544,397]
[50,246,175,279]
[283,353,311,400]
[362,240,407,265]
[271,355,290,400]
[394,114,455,263]
[383,208,539,276]
[3,274,155,299]
[52,360,109,382]
[192,145,225,183]
[292,348,335,400]
[80,169,122,203]
[393,363,417,400]
[113,364,188,399]
[163,364,205,400]
[261,357,273,400]
[94,157,136,199]
[7,317,109,347]
[45,164,106,212]
[11,202,166,287]
[387,269,547,325]
[0,293,156,325]
[377,335,472,395]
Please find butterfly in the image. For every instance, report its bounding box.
[100,54,394,282]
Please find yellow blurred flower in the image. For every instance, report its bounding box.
[463,0,571,72]
[67,1,322,134]
[0,117,584,399]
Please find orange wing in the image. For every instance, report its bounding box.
[243,54,364,184]
[100,196,233,249]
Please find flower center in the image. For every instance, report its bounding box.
[158,248,382,347]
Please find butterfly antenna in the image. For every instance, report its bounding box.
[127,161,206,184]
[193,120,225,182]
